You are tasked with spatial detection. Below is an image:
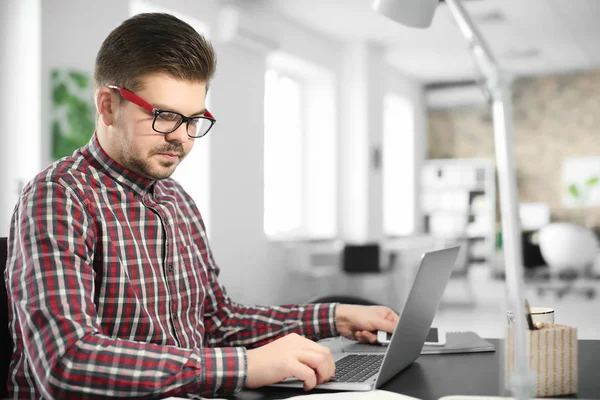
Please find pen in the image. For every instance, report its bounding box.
[524,299,535,330]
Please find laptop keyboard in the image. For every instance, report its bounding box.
[332,354,384,382]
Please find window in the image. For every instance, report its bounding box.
[383,93,415,236]
[264,55,337,239]
[264,71,304,236]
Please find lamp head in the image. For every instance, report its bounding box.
[372,0,439,28]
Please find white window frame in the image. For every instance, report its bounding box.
[383,93,415,237]
[264,70,305,237]
[264,52,337,240]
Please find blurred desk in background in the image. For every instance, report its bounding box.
[281,235,439,307]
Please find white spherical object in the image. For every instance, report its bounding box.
[538,222,599,272]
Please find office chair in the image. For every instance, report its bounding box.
[535,223,598,299]
[306,294,400,316]
[306,294,380,306]
[1,237,11,398]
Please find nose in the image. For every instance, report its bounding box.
[165,121,190,144]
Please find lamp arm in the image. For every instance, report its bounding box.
[444,0,503,90]
[444,1,532,398]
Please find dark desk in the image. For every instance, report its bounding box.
[233,339,600,400]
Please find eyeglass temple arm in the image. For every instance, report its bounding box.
[108,84,216,119]
[108,85,155,113]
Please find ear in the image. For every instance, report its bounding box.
[95,87,119,126]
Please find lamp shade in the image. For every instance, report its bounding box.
[372,0,438,28]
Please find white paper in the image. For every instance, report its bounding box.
[285,389,421,399]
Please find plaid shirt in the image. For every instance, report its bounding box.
[5,134,338,399]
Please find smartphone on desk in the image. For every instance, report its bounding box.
[377,327,446,346]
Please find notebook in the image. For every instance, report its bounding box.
[338,331,495,355]
[421,331,495,354]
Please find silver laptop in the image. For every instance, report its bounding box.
[271,246,460,391]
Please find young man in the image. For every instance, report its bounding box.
[4,13,398,399]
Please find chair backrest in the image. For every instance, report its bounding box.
[306,294,380,306]
[1,237,11,398]
[342,243,381,274]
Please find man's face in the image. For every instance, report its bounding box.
[111,73,207,180]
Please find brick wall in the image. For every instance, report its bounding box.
[428,69,600,227]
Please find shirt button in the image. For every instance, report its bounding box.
[168,264,174,274]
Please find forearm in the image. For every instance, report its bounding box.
[205,302,339,348]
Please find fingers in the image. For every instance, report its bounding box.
[289,361,318,391]
[379,317,397,334]
[352,306,398,343]
[297,349,335,387]
[386,309,400,323]
[386,310,400,324]
[355,330,378,344]
[370,307,398,334]
[287,334,335,389]
[246,334,337,390]
[304,340,335,381]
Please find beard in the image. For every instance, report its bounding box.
[121,141,187,180]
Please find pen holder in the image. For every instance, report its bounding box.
[505,323,578,397]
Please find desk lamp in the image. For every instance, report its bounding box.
[373,0,532,398]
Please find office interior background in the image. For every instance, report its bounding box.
[1,0,599,340]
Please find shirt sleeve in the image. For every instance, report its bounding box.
[5,180,246,399]
[196,234,339,348]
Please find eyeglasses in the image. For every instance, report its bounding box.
[107,84,216,139]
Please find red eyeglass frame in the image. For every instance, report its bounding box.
[107,84,216,138]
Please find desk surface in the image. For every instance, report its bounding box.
[232,339,600,400]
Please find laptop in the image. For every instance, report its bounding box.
[271,246,460,391]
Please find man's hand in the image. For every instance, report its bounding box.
[245,333,335,391]
[335,304,399,344]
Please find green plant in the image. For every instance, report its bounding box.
[568,176,599,206]
[51,69,95,160]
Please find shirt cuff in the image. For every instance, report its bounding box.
[301,303,338,340]
[192,346,247,397]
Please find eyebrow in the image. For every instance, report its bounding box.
[153,104,207,117]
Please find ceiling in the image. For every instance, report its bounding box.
[264,0,600,83]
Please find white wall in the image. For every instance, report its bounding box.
[0,0,42,236]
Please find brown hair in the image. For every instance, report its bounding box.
[94,13,216,91]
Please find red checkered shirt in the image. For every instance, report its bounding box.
[5,134,338,399]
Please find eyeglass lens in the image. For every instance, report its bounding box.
[153,111,213,138]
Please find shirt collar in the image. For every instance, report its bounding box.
[83,133,156,197]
